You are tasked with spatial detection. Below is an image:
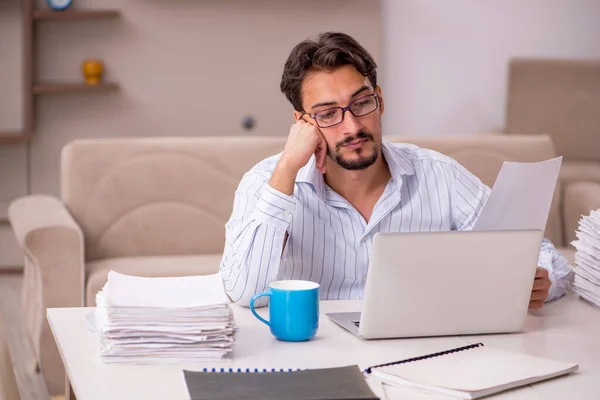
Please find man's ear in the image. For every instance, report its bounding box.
[376,86,384,116]
[294,110,317,127]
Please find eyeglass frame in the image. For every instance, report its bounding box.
[300,93,380,128]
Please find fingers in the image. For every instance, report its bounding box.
[292,117,327,173]
[529,266,551,309]
[531,266,550,292]
[529,299,545,310]
[299,114,316,127]
[530,288,548,301]
[530,278,550,308]
[535,267,548,278]
[532,276,551,291]
[527,267,553,310]
[295,118,309,128]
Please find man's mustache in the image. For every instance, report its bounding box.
[335,131,375,151]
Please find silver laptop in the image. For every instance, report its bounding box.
[326,229,543,339]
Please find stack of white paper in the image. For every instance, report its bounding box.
[571,209,600,307]
[95,271,236,364]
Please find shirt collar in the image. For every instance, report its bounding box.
[296,155,326,199]
[380,141,415,192]
[295,141,415,199]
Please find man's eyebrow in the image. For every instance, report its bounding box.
[310,100,337,110]
[350,85,370,98]
[309,85,372,110]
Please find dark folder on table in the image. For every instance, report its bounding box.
[183,365,378,400]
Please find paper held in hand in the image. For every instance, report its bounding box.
[473,157,562,232]
[94,271,237,364]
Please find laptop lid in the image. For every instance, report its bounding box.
[357,230,543,339]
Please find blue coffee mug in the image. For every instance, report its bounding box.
[250,280,319,342]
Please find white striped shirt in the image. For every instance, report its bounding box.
[220,141,573,307]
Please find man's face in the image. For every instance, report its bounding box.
[296,65,385,171]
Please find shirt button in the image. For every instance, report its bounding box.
[283,210,290,216]
[361,237,366,243]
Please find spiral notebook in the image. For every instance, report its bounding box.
[364,343,578,399]
[183,365,378,400]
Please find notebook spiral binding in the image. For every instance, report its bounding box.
[364,342,484,374]
[201,367,306,373]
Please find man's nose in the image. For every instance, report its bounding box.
[340,109,363,135]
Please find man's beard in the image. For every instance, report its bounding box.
[328,131,380,170]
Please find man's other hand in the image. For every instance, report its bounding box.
[529,266,551,309]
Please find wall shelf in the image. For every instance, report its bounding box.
[33,10,120,21]
[0,131,31,143]
[0,2,121,143]
[33,82,120,95]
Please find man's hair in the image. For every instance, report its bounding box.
[280,32,378,112]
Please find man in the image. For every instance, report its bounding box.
[219,32,573,309]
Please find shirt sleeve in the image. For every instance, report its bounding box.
[219,168,295,307]
[449,160,574,302]
[537,239,574,301]
[449,160,491,231]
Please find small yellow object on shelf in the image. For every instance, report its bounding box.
[82,59,104,85]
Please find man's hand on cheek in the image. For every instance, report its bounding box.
[298,115,328,174]
[280,119,327,174]
[529,266,551,310]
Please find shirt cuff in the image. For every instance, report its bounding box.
[537,249,555,302]
[252,183,295,231]
[545,267,558,302]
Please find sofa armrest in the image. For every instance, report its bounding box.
[8,195,85,307]
[563,182,600,245]
[8,195,85,393]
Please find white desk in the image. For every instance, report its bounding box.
[47,294,600,400]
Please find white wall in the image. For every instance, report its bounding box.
[381,0,600,136]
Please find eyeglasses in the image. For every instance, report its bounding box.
[301,93,380,128]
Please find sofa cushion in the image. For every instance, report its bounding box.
[505,58,600,161]
[560,161,600,185]
[85,254,223,306]
[64,135,565,260]
[62,137,287,261]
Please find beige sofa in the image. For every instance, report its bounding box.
[505,58,600,243]
[8,134,599,395]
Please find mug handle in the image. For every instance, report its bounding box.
[250,292,271,327]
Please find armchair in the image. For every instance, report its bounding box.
[505,58,600,244]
